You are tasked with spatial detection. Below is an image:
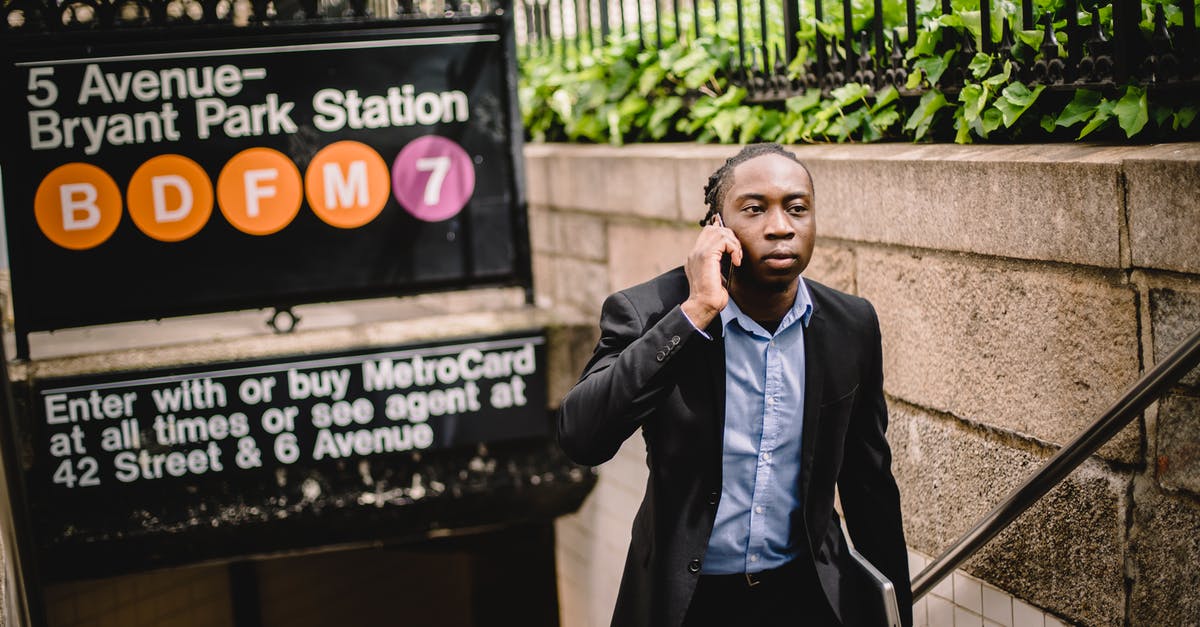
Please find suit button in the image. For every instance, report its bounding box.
[708,491,719,505]
[688,559,702,574]
[670,335,681,346]
[655,351,667,362]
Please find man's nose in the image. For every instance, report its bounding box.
[764,207,795,238]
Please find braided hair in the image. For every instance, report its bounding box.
[699,143,809,226]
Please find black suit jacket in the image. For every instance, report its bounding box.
[558,267,912,627]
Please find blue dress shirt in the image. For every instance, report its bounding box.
[694,278,814,574]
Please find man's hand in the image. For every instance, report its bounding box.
[682,216,741,329]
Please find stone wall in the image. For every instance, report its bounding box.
[528,142,1200,627]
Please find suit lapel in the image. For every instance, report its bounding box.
[799,300,825,502]
[704,316,727,468]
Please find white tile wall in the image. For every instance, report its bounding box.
[910,548,1075,627]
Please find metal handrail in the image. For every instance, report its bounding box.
[912,327,1200,600]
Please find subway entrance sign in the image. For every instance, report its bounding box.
[21,332,585,581]
[0,19,530,350]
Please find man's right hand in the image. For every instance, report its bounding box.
[681,217,741,329]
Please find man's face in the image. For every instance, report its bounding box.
[720,154,816,293]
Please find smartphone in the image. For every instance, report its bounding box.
[709,214,733,284]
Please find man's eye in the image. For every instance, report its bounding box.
[743,205,764,213]
[788,205,809,214]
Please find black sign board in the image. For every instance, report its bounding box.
[19,332,573,580]
[0,20,529,344]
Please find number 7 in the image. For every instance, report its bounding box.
[415,156,452,206]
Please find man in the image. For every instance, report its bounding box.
[557,143,912,627]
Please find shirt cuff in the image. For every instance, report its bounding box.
[681,307,713,341]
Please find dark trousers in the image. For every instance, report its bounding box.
[681,560,841,627]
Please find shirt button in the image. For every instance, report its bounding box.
[754,505,764,514]
[708,490,719,505]
[749,554,759,563]
[688,559,702,573]
[761,451,772,461]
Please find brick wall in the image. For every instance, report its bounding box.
[528,143,1200,627]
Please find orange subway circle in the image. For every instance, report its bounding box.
[305,141,390,229]
[34,163,123,250]
[127,155,214,242]
[216,147,302,236]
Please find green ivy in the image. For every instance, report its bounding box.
[518,2,1198,144]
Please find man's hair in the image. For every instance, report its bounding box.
[699,143,809,226]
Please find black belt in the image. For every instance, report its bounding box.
[700,559,802,589]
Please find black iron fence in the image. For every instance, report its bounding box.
[514,0,1199,101]
[0,0,500,31]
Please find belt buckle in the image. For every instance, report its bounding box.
[745,572,761,588]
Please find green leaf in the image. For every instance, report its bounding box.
[912,52,954,87]
[1078,99,1117,139]
[1055,89,1101,128]
[617,94,648,118]
[953,108,973,144]
[982,60,1012,88]
[787,89,822,114]
[968,52,992,79]
[994,82,1045,127]
[904,89,950,141]
[711,109,739,143]
[671,47,712,75]
[959,83,987,123]
[606,107,623,145]
[981,107,1003,134]
[905,70,924,90]
[1113,85,1148,138]
[637,63,667,95]
[935,14,966,28]
[1152,104,1174,127]
[1015,29,1042,48]
[831,83,871,107]
[647,96,684,139]
[1175,106,1198,130]
[1039,113,1056,132]
[908,28,943,58]
[682,59,721,90]
[871,107,901,130]
[872,86,900,112]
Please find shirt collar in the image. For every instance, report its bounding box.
[720,276,814,337]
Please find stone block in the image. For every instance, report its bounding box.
[792,144,1124,268]
[606,223,697,292]
[556,212,608,261]
[540,145,683,219]
[1128,475,1200,626]
[528,205,556,254]
[1149,287,1200,388]
[1156,392,1200,496]
[531,252,557,308]
[804,243,856,295]
[523,145,552,207]
[674,145,741,222]
[1125,144,1200,274]
[555,257,611,318]
[859,249,1141,463]
[546,322,600,409]
[888,402,1128,627]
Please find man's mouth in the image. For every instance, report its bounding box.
[761,252,799,269]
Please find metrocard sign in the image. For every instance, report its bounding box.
[1,25,528,337]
